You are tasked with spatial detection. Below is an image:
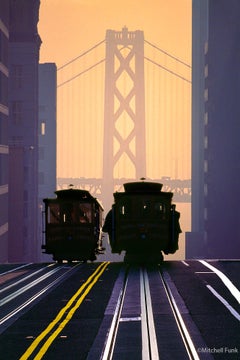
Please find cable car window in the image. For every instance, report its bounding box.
[57,202,92,224]
[154,202,165,212]
[48,203,61,224]
[118,201,131,216]
[154,202,166,218]
[61,202,74,223]
[79,203,92,223]
[141,200,151,217]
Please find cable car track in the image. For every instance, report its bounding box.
[100,269,128,360]
[140,268,159,359]
[0,265,61,306]
[1,261,238,358]
[0,263,33,276]
[0,262,85,331]
[159,269,200,360]
[99,266,161,359]
[98,265,203,359]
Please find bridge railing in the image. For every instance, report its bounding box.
[57,177,191,203]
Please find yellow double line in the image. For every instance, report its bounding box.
[20,261,110,360]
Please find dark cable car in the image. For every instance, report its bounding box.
[42,188,104,262]
[103,181,181,263]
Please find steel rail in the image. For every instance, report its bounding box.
[0,263,56,295]
[101,270,128,360]
[0,263,82,328]
[0,266,61,306]
[101,267,160,360]
[160,270,200,360]
[140,268,159,360]
[0,263,33,276]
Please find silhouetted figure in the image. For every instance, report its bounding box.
[164,209,182,254]
[103,208,114,245]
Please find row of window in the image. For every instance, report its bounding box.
[0,70,8,105]
[0,27,9,248]
[4,100,46,134]
[204,41,209,214]
[47,202,93,225]
[118,199,168,219]
[0,154,8,185]
[0,31,8,65]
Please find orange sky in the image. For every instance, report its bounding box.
[38,0,192,178]
[38,0,192,260]
[39,0,191,67]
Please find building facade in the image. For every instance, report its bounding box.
[186,0,240,258]
[38,63,57,261]
[0,1,58,263]
[0,1,9,263]
[8,0,41,262]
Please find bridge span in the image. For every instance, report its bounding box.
[57,177,191,203]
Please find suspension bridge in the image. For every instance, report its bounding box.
[56,27,191,207]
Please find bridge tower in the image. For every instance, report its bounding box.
[103,27,146,207]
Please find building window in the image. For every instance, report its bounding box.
[204,88,208,101]
[13,65,23,89]
[12,101,22,124]
[204,64,208,78]
[10,136,23,145]
[204,112,208,125]
[0,32,9,65]
[41,121,46,135]
[0,73,8,106]
[204,41,208,55]
[204,136,208,149]
[204,160,208,173]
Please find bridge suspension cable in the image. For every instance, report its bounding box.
[144,39,191,68]
[56,38,191,87]
[57,39,105,71]
[57,59,105,88]
[144,56,191,83]
[56,32,191,197]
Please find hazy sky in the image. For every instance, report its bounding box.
[39,0,191,67]
[38,0,192,260]
[38,0,192,179]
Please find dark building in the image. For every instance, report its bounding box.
[186,0,240,258]
[0,1,57,263]
[8,0,41,262]
[0,1,9,263]
[38,63,57,262]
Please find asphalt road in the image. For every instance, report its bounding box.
[0,260,239,359]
